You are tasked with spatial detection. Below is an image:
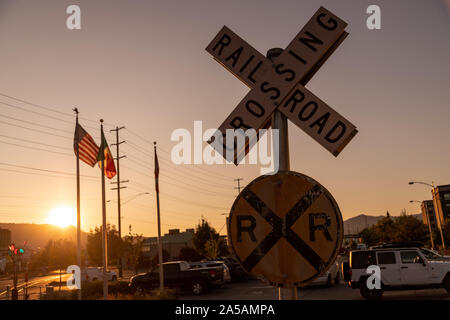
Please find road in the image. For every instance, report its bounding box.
[0,271,70,300]
[180,279,450,300]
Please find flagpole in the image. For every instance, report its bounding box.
[154,141,164,292]
[73,108,82,300]
[100,119,108,300]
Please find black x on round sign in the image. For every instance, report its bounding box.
[228,171,343,287]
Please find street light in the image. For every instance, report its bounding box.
[409,200,435,249]
[107,191,150,278]
[107,192,150,205]
[409,181,433,188]
[123,192,150,205]
[408,181,446,252]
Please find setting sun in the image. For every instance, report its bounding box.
[46,207,77,228]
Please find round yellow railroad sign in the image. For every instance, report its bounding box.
[228,171,343,287]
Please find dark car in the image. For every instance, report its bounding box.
[216,257,251,281]
[129,261,223,295]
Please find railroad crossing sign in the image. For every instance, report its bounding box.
[206,7,358,164]
[228,171,343,287]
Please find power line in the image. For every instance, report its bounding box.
[122,140,235,188]
[0,114,73,134]
[0,92,73,117]
[0,162,96,178]
[122,164,233,198]
[0,92,116,128]
[0,119,72,140]
[0,195,99,201]
[124,128,234,181]
[127,181,229,211]
[0,134,71,151]
[124,157,234,193]
[0,168,97,181]
[0,140,73,156]
[124,151,234,190]
[0,100,75,126]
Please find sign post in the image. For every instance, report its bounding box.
[267,48,295,299]
[205,6,354,300]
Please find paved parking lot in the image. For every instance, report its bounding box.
[180,279,449,300]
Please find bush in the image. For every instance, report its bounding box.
[40,282,178,300]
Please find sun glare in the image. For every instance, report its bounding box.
[46,207,77,228]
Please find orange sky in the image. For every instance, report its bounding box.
[0,0,449,238]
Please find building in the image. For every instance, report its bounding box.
[421,200,438,233]
[432,184,450,229]
[142,228,195,262]
[0,228,11,257]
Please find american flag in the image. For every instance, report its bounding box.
[74,123,100,167]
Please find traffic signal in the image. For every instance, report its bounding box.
[8,245,24,257]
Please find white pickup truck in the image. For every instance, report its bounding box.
[82,267,117,282]
[343,243,450,300]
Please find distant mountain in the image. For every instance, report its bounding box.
[0,223,88,250]
[344,213,422,235]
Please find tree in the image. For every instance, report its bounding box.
[86,224,122,266]
[177,247,204,261]
[122,233,144,272]
[192,218,227,258]
[359,213,430,247]
[359,228,379,247]
[29,239,76,271]
[151,249,170,266]
[391,214,429,244]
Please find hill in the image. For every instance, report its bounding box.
[344,213,422,234]
[0,223,88,250]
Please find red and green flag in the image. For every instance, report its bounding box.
[97,128,116,179]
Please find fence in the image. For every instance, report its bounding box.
[0,284,68,300]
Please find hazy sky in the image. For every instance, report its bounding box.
[0,0,449,238]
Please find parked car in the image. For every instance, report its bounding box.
[189,260,231,284]
[216,256,250,281]
[305,260,340,287]
[129,261,224,295]
[342,242,450,300]
[82,267,117,282]
[356,243,368,250]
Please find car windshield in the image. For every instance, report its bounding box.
[420,248,441,260]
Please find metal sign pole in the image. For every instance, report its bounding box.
[267,48,297,300]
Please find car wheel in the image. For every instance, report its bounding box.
[325,274,332,287]
[334,272,340,285]
[191,280,205,295]
[359,278,383,300]
[443,274,450,294]
[134,285,145,295]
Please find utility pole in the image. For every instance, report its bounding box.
[234,178,243,195]
[110,126,127,278]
